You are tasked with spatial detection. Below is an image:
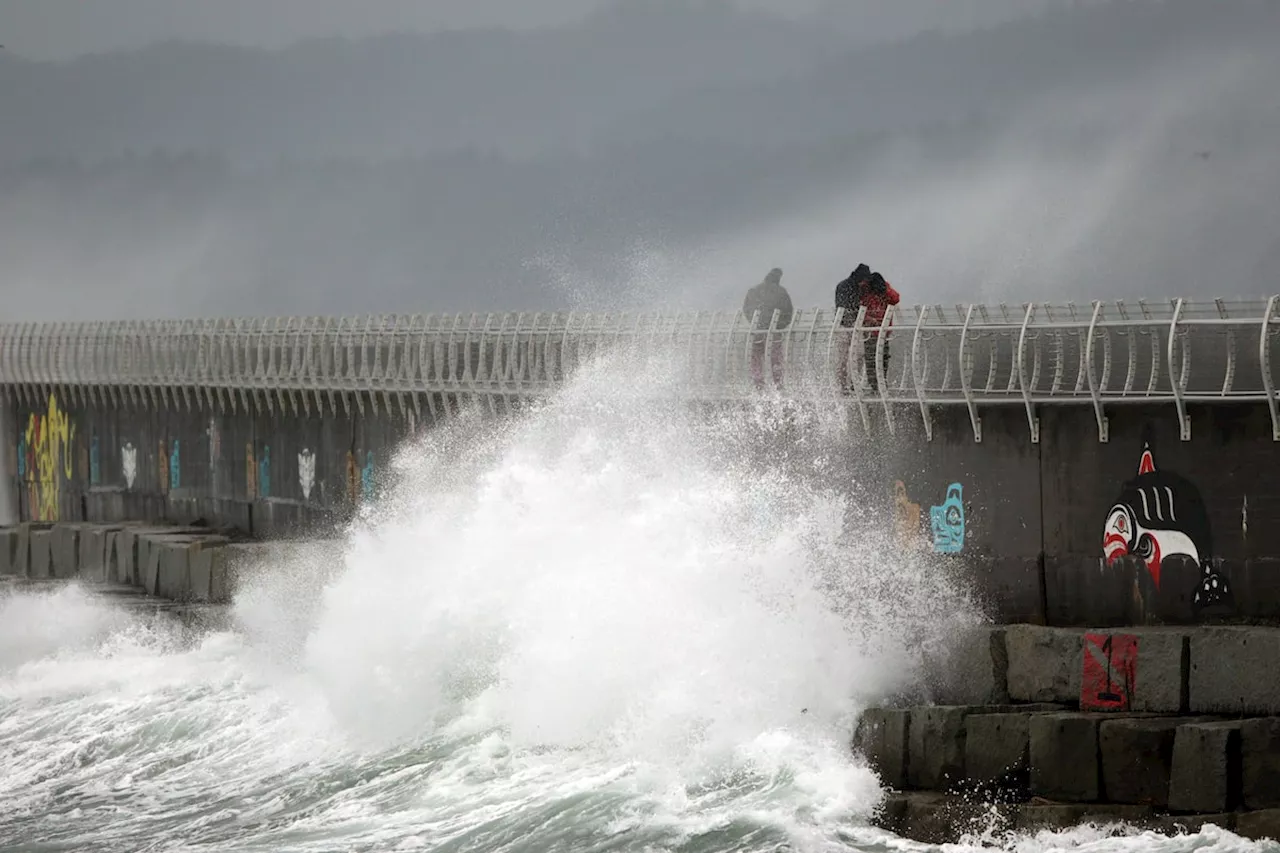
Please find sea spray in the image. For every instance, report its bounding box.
[2,349,1264,850]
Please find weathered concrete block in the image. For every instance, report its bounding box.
[157,540,192,601]
[1099,718,1185,807]
[1015,803,1155,833]
[1242,717,1280,811]
[922,626,1009,706]
[1130,630,1189,713]
[908,707,970,791]
[1006,625,1082,703]
[77,525,123,583]
[141,537,165,595]
[965,713,1032,786]
[49,524,81,579]
[906,704,1061,791]
[1237,809,1280,842]
[1029,713,1100,802]
[854,708,909,789]
[186,538,230,603]
[113,529,138,585]
[29,529,52,579]
[0,527,18,576]
[1169,720,1243,814]
[1190,627,1280,715]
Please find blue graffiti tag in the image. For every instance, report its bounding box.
[258,445,271,498]
[929,483,966,554]
[169,439,181,491]
[362,451,375,498]
[90,435,101,486]
[16,435,25,478]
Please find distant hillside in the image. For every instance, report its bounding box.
[1,0,1277,320]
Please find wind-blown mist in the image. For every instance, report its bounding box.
[1,0,1277,319]
[1,351,984,852]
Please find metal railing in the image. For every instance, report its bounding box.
[2,297,1278,442]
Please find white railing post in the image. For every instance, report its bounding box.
[1168,298,1191,441]
[1085,300,1109,443]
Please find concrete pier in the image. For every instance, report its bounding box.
[858,624,1280,842]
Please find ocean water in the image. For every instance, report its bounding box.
[0,353,1271,853]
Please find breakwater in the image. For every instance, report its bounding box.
[860,624,1280,842]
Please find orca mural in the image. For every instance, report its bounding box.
[1102,441,1232,614]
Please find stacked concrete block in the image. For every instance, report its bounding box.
[965,712,1034,786]
[49,524,82,579]
[28,529,52,579]
[1169,720,1243,813]
[1190,628,1280,715]
[1242,718,1280,811]
[853,708,909,789]
[921,626,1009,706]
[1006,625,1083,703]
[1029,713,1102,801]
[1099,718,1192,807]
[0,527,19,575]
[1107,628,1190,713]
[78,525,124,583]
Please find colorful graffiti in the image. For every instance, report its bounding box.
[21,395,76,521]
[90,435,101,486]
[158,440,170,494]
[362,452,375,499]
[246,443,257,499]
[122,442,138,489]
[1103,441,1231,614]
[930,483,966,554]
[169,439,182,491]
[893,481,925,547]
[346,451,360,503]
[299,448,316,500]
[258,445,272,498]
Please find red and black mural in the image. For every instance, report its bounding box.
[1102,440,1233,616]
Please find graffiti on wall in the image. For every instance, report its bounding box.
[362,452,375,498]
[929,483,966,554]
[122,442,138,489]
[299,448,316,500]
[169,439,181,491]
[21,395,76,521]
[258,445,272,498]
[90,435,101,487]
[246,443,257,499]
[1081,632,1138,712]
[891,480,966,554]
[1103,441,1232,613]
[893,481,925,548]
[158,441,170,494]
[346,451,360,503]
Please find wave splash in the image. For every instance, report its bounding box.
[0,350,1261,852]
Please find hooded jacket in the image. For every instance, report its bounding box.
[743,268,794,330]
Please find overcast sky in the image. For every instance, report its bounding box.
[2,0,1066,60]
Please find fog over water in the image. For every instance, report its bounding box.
[0,0,1277,320]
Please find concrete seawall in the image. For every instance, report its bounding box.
[861,623,1280,842]
[11,387,1280,629]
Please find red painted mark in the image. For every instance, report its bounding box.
[1081,633,1138,711]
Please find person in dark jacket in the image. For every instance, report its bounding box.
[742,267,792,389]
[833,266,901,393]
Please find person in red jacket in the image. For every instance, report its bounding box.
[834,267,900,393]
[860,272,900,392]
